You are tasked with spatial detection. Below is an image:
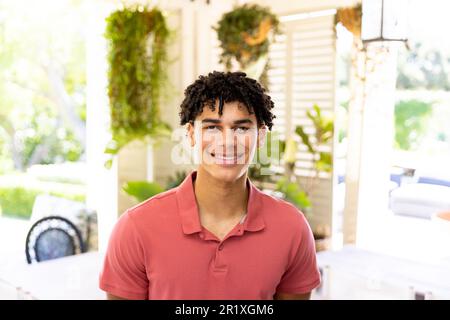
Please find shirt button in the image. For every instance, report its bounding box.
[218,244,224,251]
[199,233,204,239]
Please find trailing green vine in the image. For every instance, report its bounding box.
[104,6,171,168]
[214,4,280,87]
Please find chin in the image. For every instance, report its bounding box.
[202,164,248,183]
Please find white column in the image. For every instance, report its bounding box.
[343,42,399,245]
[86,1,117,253]
[342,39,366,245]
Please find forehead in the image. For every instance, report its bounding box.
[197,100,256,121]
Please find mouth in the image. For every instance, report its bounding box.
[209,152,244,165]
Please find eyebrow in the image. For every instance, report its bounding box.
[201,118,254,125]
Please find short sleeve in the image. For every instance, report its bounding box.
[99,211,149,299]
[276,213,321,295]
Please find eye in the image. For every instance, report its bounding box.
[235,127,250,133]
[205,125,219,131]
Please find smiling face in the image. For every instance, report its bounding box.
[187,100,266,183]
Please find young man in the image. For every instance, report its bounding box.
[99,71,321,300]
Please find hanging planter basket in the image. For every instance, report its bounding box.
[214,4,281,86]
[335,4,362,38]
[104,6,172,168]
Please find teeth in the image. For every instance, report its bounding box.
[210,153,242,159]
[213,156,242,161]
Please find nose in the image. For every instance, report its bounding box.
[215,128,237,154]
[223,128,237,144]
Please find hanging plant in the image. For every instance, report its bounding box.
[104,6,171,168]
[214,4,280,87]
[335,4,362,38]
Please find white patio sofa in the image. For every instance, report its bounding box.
[389,183,450,219]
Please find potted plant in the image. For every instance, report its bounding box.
[214,4,280,88]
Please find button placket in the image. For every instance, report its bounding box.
[212,241,227,271]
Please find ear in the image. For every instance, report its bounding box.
[257,126,267,148]
[187,122,195,147]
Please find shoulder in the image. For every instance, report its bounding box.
[257,190,310,234]
[125,187,178,221]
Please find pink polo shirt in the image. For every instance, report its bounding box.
[99,170,321,299]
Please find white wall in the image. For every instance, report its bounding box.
[256,0,358,15]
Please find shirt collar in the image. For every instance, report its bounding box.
[175,170,266,235]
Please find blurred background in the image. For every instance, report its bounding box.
[0,0,449,300]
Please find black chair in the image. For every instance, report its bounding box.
[25,216,86,264]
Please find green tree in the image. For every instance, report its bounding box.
[394,99,433,150]
[397,42,450,90]
[0,0,86,171]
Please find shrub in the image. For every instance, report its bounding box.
[0,187,85,220]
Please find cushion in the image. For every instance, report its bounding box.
[390,183,450,219]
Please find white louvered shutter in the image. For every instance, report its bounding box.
[268,13,336,230]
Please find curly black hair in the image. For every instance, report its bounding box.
[179,71,276,130]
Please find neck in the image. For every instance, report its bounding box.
[194,167,249,221]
